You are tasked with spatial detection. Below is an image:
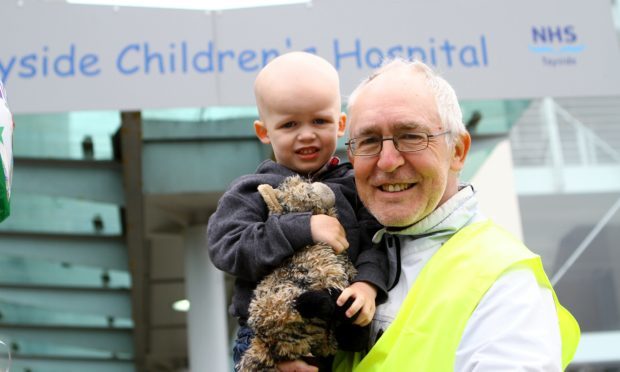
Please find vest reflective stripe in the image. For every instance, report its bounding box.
[334,220,580,371]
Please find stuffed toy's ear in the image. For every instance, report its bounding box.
[258,184,283,214]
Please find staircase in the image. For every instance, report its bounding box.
[0,113,135,372]
[510,97,620,194]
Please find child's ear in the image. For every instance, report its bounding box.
[337,113,347,138]
[254,120,271,144]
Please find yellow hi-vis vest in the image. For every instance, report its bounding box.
[334,220,580,371]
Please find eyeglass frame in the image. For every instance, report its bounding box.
[345,130,452,156]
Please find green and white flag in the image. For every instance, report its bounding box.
[0,81,14,222]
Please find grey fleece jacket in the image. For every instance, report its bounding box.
[207,159,388,321]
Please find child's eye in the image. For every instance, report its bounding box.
[281,121,297,129]
[313,118,328,125]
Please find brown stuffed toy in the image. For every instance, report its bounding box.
[237,175,369,372]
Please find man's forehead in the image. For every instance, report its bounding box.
[348,81,439,135]
[353,121,427,136]
[349,98,439,134]
[350,72,435,110]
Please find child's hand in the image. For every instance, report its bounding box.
[337,281,377,326]
[310,214,349,254]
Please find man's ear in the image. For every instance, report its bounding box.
[450,131,471,172]
[347,126,355,166]
[254,120,271,144]
[337,113,347,137]
[347,147,355,166]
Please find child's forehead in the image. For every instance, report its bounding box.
[267,81,340,107]
[263,99,341,122]
[257,59,340,100]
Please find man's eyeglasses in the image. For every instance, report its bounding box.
[346,131,451,156]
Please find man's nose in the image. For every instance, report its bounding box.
[376,139,405,172]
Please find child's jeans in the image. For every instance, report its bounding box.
[232,324,254,371]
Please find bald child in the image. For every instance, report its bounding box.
[207,52,388,370]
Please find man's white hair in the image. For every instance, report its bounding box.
[347,58,467,142]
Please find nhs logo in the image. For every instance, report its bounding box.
[532,25,577,44]
[529,25,584,67]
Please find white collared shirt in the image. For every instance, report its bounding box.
[370,186,562,371]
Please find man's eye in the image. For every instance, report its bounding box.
[399,133,425,143]
[358,136,381,146]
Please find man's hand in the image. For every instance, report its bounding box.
[276,359,319,372]
[337,281,377,326]
[310,214,349,254]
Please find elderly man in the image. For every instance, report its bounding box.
[279,59,579,371]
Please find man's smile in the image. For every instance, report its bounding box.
[379,183,414,193]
